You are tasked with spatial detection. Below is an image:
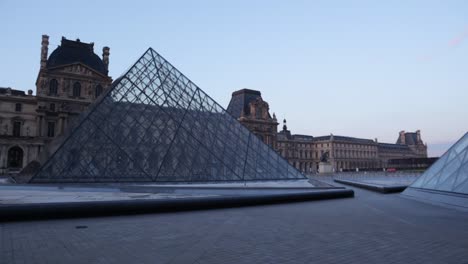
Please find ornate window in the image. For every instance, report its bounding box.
[73,82,81,97]
[49,79,58,95]
[95,85,103,98]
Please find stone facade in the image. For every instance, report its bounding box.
[0,38,429,175]
[0,35,112,173]
[276,120,315,173]
[229,89,428,174]
[226,89,278,148]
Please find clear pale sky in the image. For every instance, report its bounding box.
[1,0,467,156]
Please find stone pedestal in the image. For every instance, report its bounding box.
[319,162,333,174]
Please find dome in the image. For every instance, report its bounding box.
[47,37,108,75]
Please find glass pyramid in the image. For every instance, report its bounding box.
[30,48,305,183]
[408,132,468,194]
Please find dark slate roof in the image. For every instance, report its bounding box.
[378,142,412,150]
[226,89,262,118]
[47,37,108,76]
[291,134,314,141]
[312,135,375,144]
[277,129,292,140]
[396,132,418,145]
[0,87,26,96]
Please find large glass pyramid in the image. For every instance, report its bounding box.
[30,48,305,183]
[408,132,468,194]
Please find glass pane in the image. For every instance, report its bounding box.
[31,48,305,183]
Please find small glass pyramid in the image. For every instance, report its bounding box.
[30,48,305,183]
[409,132,468,194]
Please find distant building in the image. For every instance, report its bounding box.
[226,89,279,148]
[276,121,315,173]
[228,89,428,173]
[0,38,430,175]
[0,35,112,173]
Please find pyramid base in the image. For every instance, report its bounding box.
[0,185,353,221]
[402,187,468,210]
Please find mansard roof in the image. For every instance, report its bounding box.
[397,132,419,145]
[227,88,264,118]
[312,135,375,144]
[377,142,412,151]
[46,37,108,76]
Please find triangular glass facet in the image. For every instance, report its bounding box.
[452,161,468,192]
[407,132,468,194]
[31,48,305,183]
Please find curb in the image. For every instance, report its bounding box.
[0,189,354,222]
[333,179,407,194]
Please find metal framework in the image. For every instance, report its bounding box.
[409,132,468,194]
[31,48,305,183]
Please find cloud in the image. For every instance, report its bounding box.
[448,26,468,47]
[418,25,468,62]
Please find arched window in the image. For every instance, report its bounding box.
[95,85,103,98]
[73,82,81,97]
[49,79,58,95]
[8,146,23,169]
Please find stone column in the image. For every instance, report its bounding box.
[25,145,30,165]
[40,35,49,70]
[38,116,43,137]
[102,46,110,72]
[1,145,5,169]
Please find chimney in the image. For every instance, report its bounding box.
[399,130,406,144]
[40,35,49,69]
[416,130,421,143]
[102,46,110,72]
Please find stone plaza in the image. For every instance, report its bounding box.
[1,181,468,264]
[0,34,467,264]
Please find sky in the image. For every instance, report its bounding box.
[0,0,467,156]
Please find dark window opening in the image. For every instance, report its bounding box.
[73,82,81,97]
[47,122,55,137]
[95,85,103,98]
[49,79,58,95]
[13,121,21,137]
[8,146,23,169]
[50,103,55,112]
[15,103,22,112]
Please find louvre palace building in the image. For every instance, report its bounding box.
[0,35,112,173]
[227,89,428,174]
[0,35,427,174]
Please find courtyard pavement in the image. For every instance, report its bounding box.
[1,179,468,264]
[332,172,421,186]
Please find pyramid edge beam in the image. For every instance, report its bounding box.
[30,47,307,183]
[29,49,155,183]
[145,48,306,180]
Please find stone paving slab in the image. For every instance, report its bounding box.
[0,189,217,204]
[1,184,467,264]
